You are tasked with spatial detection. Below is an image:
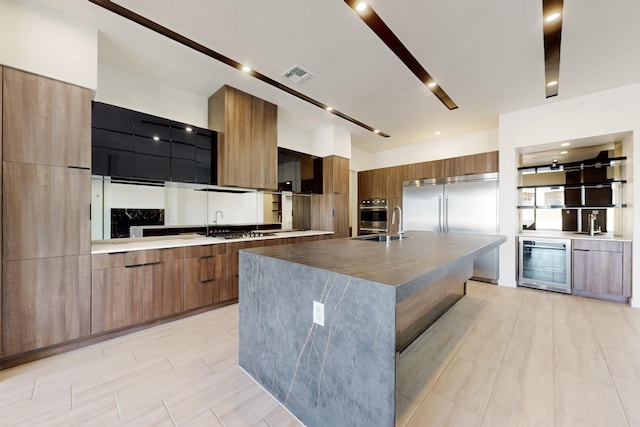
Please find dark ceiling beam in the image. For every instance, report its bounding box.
[542,0,564,98]
[88,0,390,137]
[344,0,458,110]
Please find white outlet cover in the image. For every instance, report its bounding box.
[313,301,324,326]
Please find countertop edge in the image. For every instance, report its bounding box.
[91,230,334,254]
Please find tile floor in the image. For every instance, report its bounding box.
[0,281,638,426]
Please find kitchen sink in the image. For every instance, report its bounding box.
[355,234,401,242]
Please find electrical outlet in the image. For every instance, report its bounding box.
[313,301,324,326]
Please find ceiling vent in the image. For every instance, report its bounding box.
[282,65,313,84]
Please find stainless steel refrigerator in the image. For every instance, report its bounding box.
[403,172,499,282]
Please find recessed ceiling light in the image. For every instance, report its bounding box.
[435,131,441,135]
[545,12,561,23]
[560,150,568,154]
[326,106,334,112]
[560,142,570,147]
[546,80,558,87]
[374,129,380,134]
[356,2,367,12]
[241,65,251,73]
[427,81,437,88]
[153,136,160,141]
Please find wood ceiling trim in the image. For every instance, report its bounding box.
[88,0,390,138]
[344,0,458,110]
[543,0,564,98]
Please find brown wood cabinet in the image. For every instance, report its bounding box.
[311,156,350,237]
[91,260,145,334]
[1,68,92,356]
[145,248,184,320]
[3,162,90,260]
[572,239,632,303]
[185,244,227,309]
[2,67,91,168]
[208,85,277,189]
[3,255,90,356]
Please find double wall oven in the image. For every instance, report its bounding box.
[359,198,388,235]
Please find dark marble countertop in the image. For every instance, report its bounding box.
[245,231,506,292]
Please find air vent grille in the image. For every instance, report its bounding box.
[282,65,313,84]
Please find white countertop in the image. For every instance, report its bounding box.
[518,230,631,242]
[91,230,334,254]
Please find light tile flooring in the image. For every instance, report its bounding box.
[0,281,639,426]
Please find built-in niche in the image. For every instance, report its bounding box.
[517,139,628,234]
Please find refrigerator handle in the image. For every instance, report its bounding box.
[445,197,449,232]
[438,196,442,232]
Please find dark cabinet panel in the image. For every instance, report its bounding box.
[171,157,196,183]
[92,102,134,133]
[134,153,171,181]
[92,102,217,184]
[196,148,212,184]
[134,135,171,157]
[171,141,196,160]
[92,146,135,178]
[134,112,171,140]
[92,128,134,151]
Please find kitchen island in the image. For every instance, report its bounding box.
[238,231,506,427]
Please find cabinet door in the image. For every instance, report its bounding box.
[185,245,227,309]
[3,162,90,260]
[251,96,278,189]
[3,67,91,168]
[573,249,624,296]
[91,265,145,334]
[3,255,90,356]
[144,248,184,320]
[333,193,350,237]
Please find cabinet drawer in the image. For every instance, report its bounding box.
[572,239,623,252]
[185,244,226,259]
[93,249,164,270]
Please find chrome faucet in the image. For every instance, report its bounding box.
[214,210,224,225]
[587,212,597,236]
[392,206,404,239]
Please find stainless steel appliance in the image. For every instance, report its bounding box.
[359,198,388,234]
[403,173,499,282]
[518,237,571,293]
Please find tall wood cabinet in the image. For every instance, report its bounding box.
[208,85,277,189]
[2,67,92,356]
[311,156,350,238]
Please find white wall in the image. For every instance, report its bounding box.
[499,82,640,308]
[352,128,498,171]
[96,64,208,127]
[0,0,97,89]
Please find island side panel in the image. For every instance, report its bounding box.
[239,251,397,427]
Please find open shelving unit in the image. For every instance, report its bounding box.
[517,155,626,232]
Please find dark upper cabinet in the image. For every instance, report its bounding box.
[92,146,134,178]
[133,112,171,140]
[134,135,171,157]
[92,102,134,133]
[92,102,217,184]
[134,154,171,181]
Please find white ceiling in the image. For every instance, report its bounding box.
[33,0,640,153]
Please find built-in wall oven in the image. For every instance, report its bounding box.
[359,198,388,235]
[518,237,572,294]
